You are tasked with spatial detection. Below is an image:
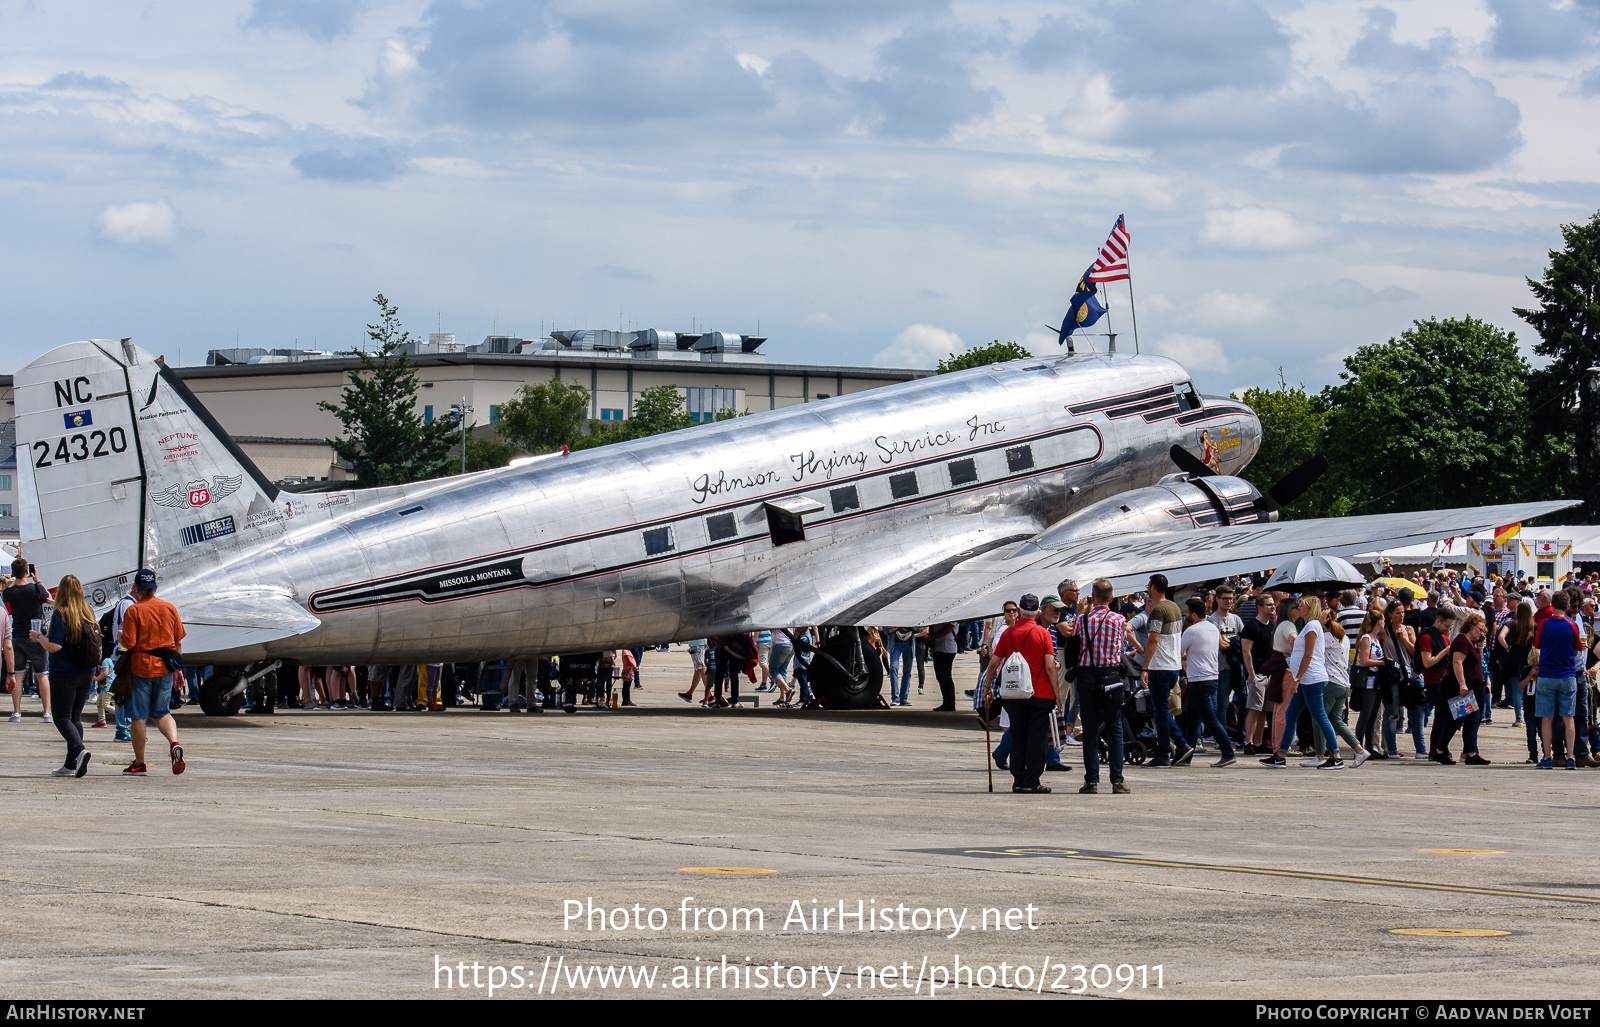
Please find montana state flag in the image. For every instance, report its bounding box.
[1493,522,1521,546]
[1058,267,1107,344]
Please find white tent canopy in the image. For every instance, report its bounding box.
[1354,524,1600,565]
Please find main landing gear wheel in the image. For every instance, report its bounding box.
[199,674,245,716]
[804,627,884,710]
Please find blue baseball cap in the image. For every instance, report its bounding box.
[134,568,157,590]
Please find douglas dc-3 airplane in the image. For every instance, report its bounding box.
[13,338,1573,714]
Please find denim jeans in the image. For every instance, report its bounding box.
[1180,679,1233,760]
[1278,680,1340,757]
[1311,681,1361,754]
[887,637,914,703]
[1385,684,1425,754]
[1146,669,1181,761]
[1079,668,1124,784]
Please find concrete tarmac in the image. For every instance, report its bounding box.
[2,650,1596,1000]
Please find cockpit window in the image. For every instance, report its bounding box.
[1174,381,1202,412]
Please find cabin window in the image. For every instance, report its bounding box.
[642,527,675,556]
[948,458,978,486]
[889,471,919,500]
[706,513,738,542]
[1175,381,1202,412]
[1006,445,1034,472]
[830,485,859,513]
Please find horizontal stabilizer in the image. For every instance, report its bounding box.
[180,591,320,658]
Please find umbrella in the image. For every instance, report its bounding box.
[1371,575,1427,594]
[1263,553,1367,593]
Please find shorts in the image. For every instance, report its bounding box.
[689,646,707,671]
[1246,673,1269,711]
[14,637,50,677]
[1535,675,1577,719]
[757,642,772,668]
[128,673,174,721]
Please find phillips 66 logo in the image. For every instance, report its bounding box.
[153,473,244,510]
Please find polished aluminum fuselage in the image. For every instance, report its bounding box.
[172,352,1259,663]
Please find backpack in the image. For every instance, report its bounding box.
[997,622,1035,700]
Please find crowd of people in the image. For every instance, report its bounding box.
[958,563,1600,793]
[10,547,1600,790]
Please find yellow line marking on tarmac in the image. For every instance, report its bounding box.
[959,849,1600,905]
[677,867,778,875]
[1388,928,1513,937]
[1417,848,1507,854]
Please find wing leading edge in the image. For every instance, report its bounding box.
[847,500,1579,626]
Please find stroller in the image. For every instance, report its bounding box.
[1095,654,1156,766]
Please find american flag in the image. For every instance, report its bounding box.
[1086,215,1130,283]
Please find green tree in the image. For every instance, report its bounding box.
[496,379,592,454]
[935,340,1031,374]
[1229,380,1342,517]
[1517,210,1600,519]
[571,384,697,450]
[319,294,458,487]
[464,434,519,472]
[1320,317,1529,516]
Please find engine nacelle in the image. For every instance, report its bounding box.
[1027,473,1269,554]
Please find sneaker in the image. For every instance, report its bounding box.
[1259,754,1286,768]
[754,686,770,692]
[1078,782,1098,794]
[123,763,147,776]
[1387,751,1404,758]
[170,744,185,775]
[1148,759,1172,769]
[1537,758,1553,769]
[1173,744,1195,765]
[1463,754,1492,766]
[91,721,107,729]
[1062,734,1081,746]
[1211,756,1238,768]
[993,756,1008,771]
[329,702,346,711]
[1414,752,1427,760]
[1045,762,1070,772]
[1513,720,1524,727]
[7,713,17,723]
[1300,759,1324,768]
[1112,781,1131,794]
[1567,758,1578,770]
[1352,750,1371,768]
[76,749,92,778]
[1317,757,1345,770]
[678,690,695,703]
[51,765,75,776]
[1431,753,1457,765]
[113,731,131,742]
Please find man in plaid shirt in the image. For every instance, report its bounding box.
[1074,578,1131,794]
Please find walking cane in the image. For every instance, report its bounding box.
[983,677,994,793]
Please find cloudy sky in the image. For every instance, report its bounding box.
[2,0,1598,396]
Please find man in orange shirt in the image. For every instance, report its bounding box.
[117,568,187,776]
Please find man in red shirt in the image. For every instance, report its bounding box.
[983,594,1059,794]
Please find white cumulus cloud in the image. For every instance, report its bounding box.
[1200,207,1323,251]
[97,200,176,245]
[1152,333,1228,371]
[1192,290,1275,326]
[873,323,963,368]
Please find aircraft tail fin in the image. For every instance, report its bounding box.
[14,339,281,612]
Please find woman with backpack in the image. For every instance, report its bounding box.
[33,575,101,778]
[1496,600,1535,731]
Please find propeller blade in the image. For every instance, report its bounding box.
[1168,444,1215,479]
[1260,454,1329,512]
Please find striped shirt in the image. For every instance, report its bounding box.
[1075,606,1128,668]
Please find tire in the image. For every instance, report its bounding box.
[807,627,884,710]
[199,674,245,716]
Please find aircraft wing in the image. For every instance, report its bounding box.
[850,500,1578,626]
[178,590,321,657]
